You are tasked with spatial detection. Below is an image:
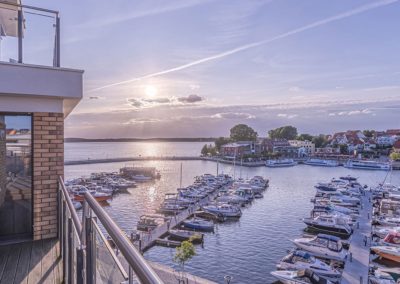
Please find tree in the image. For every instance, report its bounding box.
[268,126,298,140]
[339,144,349,155]
[214,137,231,151]
[390,152,400,161]
[230,124,258,141]
[174,240,196,281]
[297,133,313,141]
[363,130,375,138]
[201,144,209,156]
[312,134,328,148]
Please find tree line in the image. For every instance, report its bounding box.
[201,124,331,156]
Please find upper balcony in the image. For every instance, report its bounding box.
[0,0,83,117]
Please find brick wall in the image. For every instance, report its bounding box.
[32,112,64,240]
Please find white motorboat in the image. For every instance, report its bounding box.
[266,159,297,167]
[344,160,391,171]
[371,245,400,263]
[304,159,339,167]
[277,250,341,281]
[203,203,242,218]
[373,217,400,227]
[292,234,348,262]
[271,269,333,284]
[373,227,400,239]
[303,215,353,238]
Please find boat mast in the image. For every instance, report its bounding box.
[180,162,183,188]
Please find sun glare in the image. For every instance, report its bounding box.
[144,85,158,98]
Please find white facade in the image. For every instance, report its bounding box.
[376,136,397,146]
[288,140,315,155]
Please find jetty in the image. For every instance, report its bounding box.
[341,191,372,284]
[137,184,227,252]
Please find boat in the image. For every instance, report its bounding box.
[373,217,400,227]
[303,215,353,238]
[339,175,358,181]
[168,230,203,243]
[254,192,263,199]
[270,269,333,284]
[277,250,341,281]
[266,159,297,167]
[182,218,214,232]
[292,234,348,262]
[137,214,166,231]
[73,188,112,202]
[203,203,242,218]
[382,232,400,247]
[193,210,226,222]
[315,183,337,193]
[371,246,400,263]
[304,159,339,167]
[131,174,153,182]
[344,160,391,171]
[373,227,400,239]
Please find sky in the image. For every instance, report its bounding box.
[22,0,400,138]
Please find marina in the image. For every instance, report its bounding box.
[64,148,400,283]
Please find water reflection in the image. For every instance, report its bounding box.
[65,158,400,284]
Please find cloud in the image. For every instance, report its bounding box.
[142,97,171,103]
[127,98,143,108]
[177,94,203,103]
[123,118,162,124]
[87,0,398,93]
[277,113,298,119]
[330,108,374,116]
[288,86,302,92]
[212,112,255,119]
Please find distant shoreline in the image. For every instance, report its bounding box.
[65,137,216,143]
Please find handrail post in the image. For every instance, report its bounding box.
[55,15,60,67]
[17,9,23,63]
[68,218,73,284]
[85,210,96,284]
[76,246,84,284]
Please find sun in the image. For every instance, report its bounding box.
[144,85,158,98]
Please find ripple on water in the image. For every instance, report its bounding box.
[66,160,400,284]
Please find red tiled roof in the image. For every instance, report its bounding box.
[394,140,400,149]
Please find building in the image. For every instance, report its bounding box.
[220,142,251,157]
[0,2,164,283]
[376,135,397,147]
[289,140,315,156]
[393,140,400,153]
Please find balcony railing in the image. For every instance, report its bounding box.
[0,1,60,67]
[58,177,164,284]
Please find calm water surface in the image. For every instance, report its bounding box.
[65,142,400,284]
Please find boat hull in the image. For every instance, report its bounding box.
[304,222,352,238]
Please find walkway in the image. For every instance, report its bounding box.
[139,184,228,252]
[341,192,372,284]
[0,238,62,284]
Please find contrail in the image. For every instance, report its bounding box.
[88,0,398,93]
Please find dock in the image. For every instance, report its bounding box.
[341,191,372,284]
[137,184,227,252]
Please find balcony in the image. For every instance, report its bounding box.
[0,1,83,117]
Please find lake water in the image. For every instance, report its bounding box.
[65,142,400,284]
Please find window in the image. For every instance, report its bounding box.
[0,114,32,241]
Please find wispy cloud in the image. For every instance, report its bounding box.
[87,0,398,93]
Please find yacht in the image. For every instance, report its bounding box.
[131,174,153,182]
[271,269,333,284]
[304,159,339,167]
[303,215,353,238]
[373,217,400,227]
[344,160,391,171]
[277,250,341,281]
[339,175,358,182]
[182,218,214,232]
[315,183,337,193]
[371,246,400,263]
[373,227,400,239]
[292,234,348,262]
[266,159,297,167]
[203,203,242,218]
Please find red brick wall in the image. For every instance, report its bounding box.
[32,112,64,240]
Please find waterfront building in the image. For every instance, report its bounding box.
[0,2,164,283]
[220,142,252,158]
[288,140,315,156]
[393,140,400,153]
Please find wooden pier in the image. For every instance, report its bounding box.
[137,185,227,252]
[341,191,372,284]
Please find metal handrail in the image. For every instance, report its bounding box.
[59,176,82,237]
[84,192,164,284]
